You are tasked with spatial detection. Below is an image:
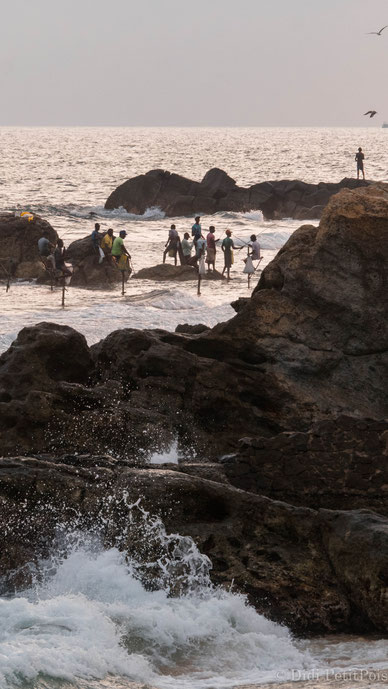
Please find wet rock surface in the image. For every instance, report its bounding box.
[1,455,388,635]
[105,167,371,220]
[133,263,225,281]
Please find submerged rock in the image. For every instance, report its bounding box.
[133,263,225,281]
[105,167,372,220]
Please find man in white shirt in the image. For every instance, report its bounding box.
[249,234,261,260]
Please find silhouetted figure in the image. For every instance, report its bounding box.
[355,147,365,180]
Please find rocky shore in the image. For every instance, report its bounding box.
[105,167,371,219]
[0,184,387,636]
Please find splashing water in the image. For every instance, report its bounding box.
[0,500,312,689]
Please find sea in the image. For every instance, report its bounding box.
[0,127,388,689]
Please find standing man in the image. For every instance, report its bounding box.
[355,147,365,180]
[206,226,217,272]
[221,229,235,281]
[191,216,202,247]
[163,224,180,265]
[181,232,193,264]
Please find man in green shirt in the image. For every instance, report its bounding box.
[111,230,131,270]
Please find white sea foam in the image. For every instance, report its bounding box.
[1,522,386,689]
[0,531,310,689]
[149,439,179,464]
[69,205,166,221]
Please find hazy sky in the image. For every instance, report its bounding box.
[1,0,387,125]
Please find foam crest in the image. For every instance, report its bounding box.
[0,505,310,688]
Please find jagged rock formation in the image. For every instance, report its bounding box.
[222,416,388,515]
[0,185,387,459]
[105,167,371,219]
[1,454,388,635]
[0,213,57,282]
[133,264,225,281]
[1,184,388,636]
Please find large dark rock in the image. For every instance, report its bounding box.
[204,185,388,428]
[0,213,57,282]
[105,167,372,219]
[65,234,128,288]
[0,455,388,635]
[222,416,388,515]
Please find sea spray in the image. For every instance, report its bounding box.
[0,497,311,688]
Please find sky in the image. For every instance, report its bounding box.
[0,0,387,126]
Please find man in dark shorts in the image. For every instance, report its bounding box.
[355,147,365,180]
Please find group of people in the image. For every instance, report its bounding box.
[163,215,261,280]
[91,223,131,271]
[37,216,261,284]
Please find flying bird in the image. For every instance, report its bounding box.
[364,110,377,118]
[366,25,388,36]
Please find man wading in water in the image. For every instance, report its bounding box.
[355,147,365,180]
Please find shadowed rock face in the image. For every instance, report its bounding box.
[104,167,371,219]
[222,416,388,515]
[1,455,388,636]
[205,185,388,426]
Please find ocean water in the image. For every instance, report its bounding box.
[1,127,388,688]
[0,504,387,689]
[1,126,388,352]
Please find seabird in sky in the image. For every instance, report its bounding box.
[366,25,388,36]
[364,110,377,118]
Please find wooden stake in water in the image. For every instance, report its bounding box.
[121,271,125,295]
[61,285,66,308]
[197,275,201,296]
[5,261,11,293]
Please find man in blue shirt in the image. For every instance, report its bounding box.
[191,216,202,246]
[91,223,101,255]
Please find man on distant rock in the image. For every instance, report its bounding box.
[37,231,55,271]
[111,230,131,271]
[163,224,180,265]
[355,147,365,180]
[191,216,202,247]
[91,222,101,255]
